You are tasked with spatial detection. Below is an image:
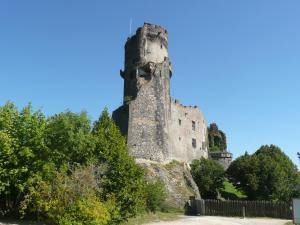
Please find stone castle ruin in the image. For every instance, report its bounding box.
[113,23,208,163]
[208,123,233,169]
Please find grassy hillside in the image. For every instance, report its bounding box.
[220,179,246,200]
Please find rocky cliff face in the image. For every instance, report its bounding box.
[136,159,200,208]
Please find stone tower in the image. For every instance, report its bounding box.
[113,23,208,163]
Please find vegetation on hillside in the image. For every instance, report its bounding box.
[227,145,300,202]
[1,101,299,224]
[190,158,225,199]
[191,145,300,202]
[219,179,246,200]
[0,102,168,225]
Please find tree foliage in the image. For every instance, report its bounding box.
[92,109,145,223]
[208,123,227,152]
[227,145,300,202]
[190,158,225,199]
[0,102,47,210]
[0,102,168,224]
[45,111,95,165]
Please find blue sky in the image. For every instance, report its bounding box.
[1,0,299,165]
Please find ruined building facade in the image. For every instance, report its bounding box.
[113,23,208,163]
[208,123,233,169]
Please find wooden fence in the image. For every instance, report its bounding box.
[186,198,292,219]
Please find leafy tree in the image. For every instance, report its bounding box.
[144,178,167,212]
[0,102,47,211]
[190,158,225,199]
[0,102,171,223]
[227,145,300,202]
[45,111,95,165]
[226,153,259,200]
[92,109,145,223]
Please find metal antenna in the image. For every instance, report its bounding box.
[129,18,132,35]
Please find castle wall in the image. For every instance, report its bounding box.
[209,152,233,169]
[169,100,208,162]
[126,61,171,162]
[113,23,208,163]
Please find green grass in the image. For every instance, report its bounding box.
[284,222,294,225]
[123,211,182,225]
[220,179,246,200]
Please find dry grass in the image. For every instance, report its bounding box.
[123,211,182,225]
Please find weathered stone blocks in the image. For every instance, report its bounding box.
[113,23,208,163]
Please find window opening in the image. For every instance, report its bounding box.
[192,121,196,131]
[192,139,197,148]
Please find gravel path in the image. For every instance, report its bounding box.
[0,216,291,225]
[145,216,290,225]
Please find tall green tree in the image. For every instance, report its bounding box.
[92,109,145,223]
[45,111,95,165]
[0,102,47,210]
[190,158,225,199]
[227,145,300,202]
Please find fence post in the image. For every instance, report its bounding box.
[200,199,205,215]
[242,206,246,219]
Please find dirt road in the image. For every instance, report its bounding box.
[145,216,290,225]
[0,216,291,225]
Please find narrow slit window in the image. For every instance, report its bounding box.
[192,121,196,131]
[192,139,197,148]
[179,119,181,125]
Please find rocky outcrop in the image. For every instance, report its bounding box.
[137,159,200,208]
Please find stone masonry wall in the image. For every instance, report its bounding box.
[113,23,208,163]
[169,99,208,162]
[127,60,171,161]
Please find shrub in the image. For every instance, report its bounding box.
[20,165,110,225]
[144,179,167,212]
[58,195,110,225]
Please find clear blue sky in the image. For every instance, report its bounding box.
[1,0,300,165]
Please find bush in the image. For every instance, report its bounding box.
[144,179,167,212]
[190,158,225,199]
[21,165,110,225]
[59,196,110,225]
